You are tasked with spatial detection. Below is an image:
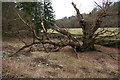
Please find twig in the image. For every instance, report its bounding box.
[94,1,103,9]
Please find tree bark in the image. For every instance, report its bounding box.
[72,2,95,51]
[82,34,95,51]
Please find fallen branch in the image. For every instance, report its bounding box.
[9,39,81,57]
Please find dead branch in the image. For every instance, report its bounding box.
[95,30,120,40]
[17,13,42,41]
[9,39,79,57]
[44,19,80,43]
[92,1,112,33]
[17,31,27,46]
[93,28,106,38]
[94,1,103,9]
[9,11,83,57]
[10,30,28,46]
[71,2,86,29]
[71,2,83,20]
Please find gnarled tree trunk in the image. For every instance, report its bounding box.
[72,1,111,51]
[82,33,95,51]
[72,2,95,51]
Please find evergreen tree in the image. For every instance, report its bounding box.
[15,1,55,35]
[43,0,55,31]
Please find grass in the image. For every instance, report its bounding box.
[47,28,82,34]
[3,39,119,78]
[46,28,120,39]
[96,39,120,48]
[47,28,119,35]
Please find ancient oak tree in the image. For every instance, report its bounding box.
[10,1,119,57]
[71,1,119,51]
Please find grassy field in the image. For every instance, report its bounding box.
[47,28,119,35]
[46,28,119,39]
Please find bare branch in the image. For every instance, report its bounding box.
[95,31,120,40]
[17,31,27,46]
[17,13,42,41]
[44,19,80,43]
[71,2,83,19]
[71,2,86,29]
[93,28,107,39]
[94,1,103,9]
[92,1,112,33]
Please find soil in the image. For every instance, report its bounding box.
[2,38,120,78]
